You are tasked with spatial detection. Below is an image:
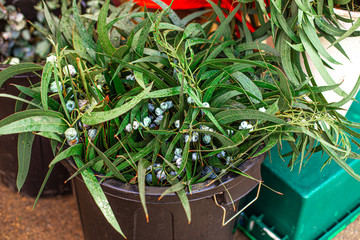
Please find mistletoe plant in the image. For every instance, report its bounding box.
[1,0,360,238]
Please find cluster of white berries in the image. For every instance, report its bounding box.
[125,101,174,133]
[64,127,98,146]
[145,163,178,182]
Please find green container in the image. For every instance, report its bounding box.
[242,93,360,240]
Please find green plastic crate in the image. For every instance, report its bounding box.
[241,93,360,240]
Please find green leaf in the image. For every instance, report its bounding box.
[180,9,212,26]
[175,185,191,223]
[231,71,262,104]
[159,181,186,200]
[235,42,280,56]
[330,17,360,48]
[150,0,182,27]
[98,0,116,56]
[299,29,347,97]
[72,0,96,58]
[42,0,57,36]
[215,109,288,125]
[133,71,146,89]
[330,75,360,108]
[138,158,151,222]
[88,141,126,182]
[185,86,226,136]
[0,115,67,136]
[0,63,42,89]
[35,132,64,142]
[211,3,240,42]
[73,156,126,238]
[322,145,360,181]
[16,132,35,191]
[147,86,181,98]
[81,84,152,125]
[0,110,62,128]
[277,31,300,86]
[48,143,84,167]
[33,164,56,208]
[253,134,278,157]
[303,15,340,65]
[277,68,293,109]
[40,62,54,111]
[12,85,60,110]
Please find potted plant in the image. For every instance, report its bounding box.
[1,0,360,239]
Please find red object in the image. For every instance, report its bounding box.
[134,0,213,9]
[133,0,256,32]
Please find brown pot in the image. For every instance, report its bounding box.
[63,152,265,240]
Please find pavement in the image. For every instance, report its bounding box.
[0,182,359,240]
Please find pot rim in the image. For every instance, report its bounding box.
[64,147,265,203]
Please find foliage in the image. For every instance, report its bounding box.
[1,0,360,237]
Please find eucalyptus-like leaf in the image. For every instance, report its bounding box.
[81,84,152,125]
[138,158,151,222]
[16,132,35,192]
[74,156,126,238]
[0,115,67,136]
[98,0,116,56]
[88,141,126,182]
[40,62,54,111]
[215,109,288,125]
[0,63,43,89]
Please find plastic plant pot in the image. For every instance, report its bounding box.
[0,64,70,197]
[63,152,265,240]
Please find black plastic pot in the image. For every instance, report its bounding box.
[0,64,70,197]
[64,152,265,240]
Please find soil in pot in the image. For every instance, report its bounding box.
[64,152,265,240]
[0,65,71,197]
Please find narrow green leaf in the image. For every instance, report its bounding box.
[322,145,360,181]
[88,141,126,182]
[215,109,288,125]
[41,62,54,111]
[16,132,35,191]
[73,156,126,238]
[72,0,96,58]
[0,110,63,128]
[211,3,240,42]
[147,86,180,98]
[231,71,262,104]
[0,115,67,136]
[330,17,360,48]
[303,15,340,65]
[133,71,146,89]
[176,187,191,223]
[138,158,151,222]
[299,29,347,97]
[98,0,116,56]
[48,143,83,167]
[330,75,360,108]
[0,63,42,89]
[151,0,182,27]
[185,86,226,136]
[42,0,57,35]
[33,165,55,208]
[35,132,64,142]
[159,181,185,200]
[277,31,300,86]
[82,84,152,125]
